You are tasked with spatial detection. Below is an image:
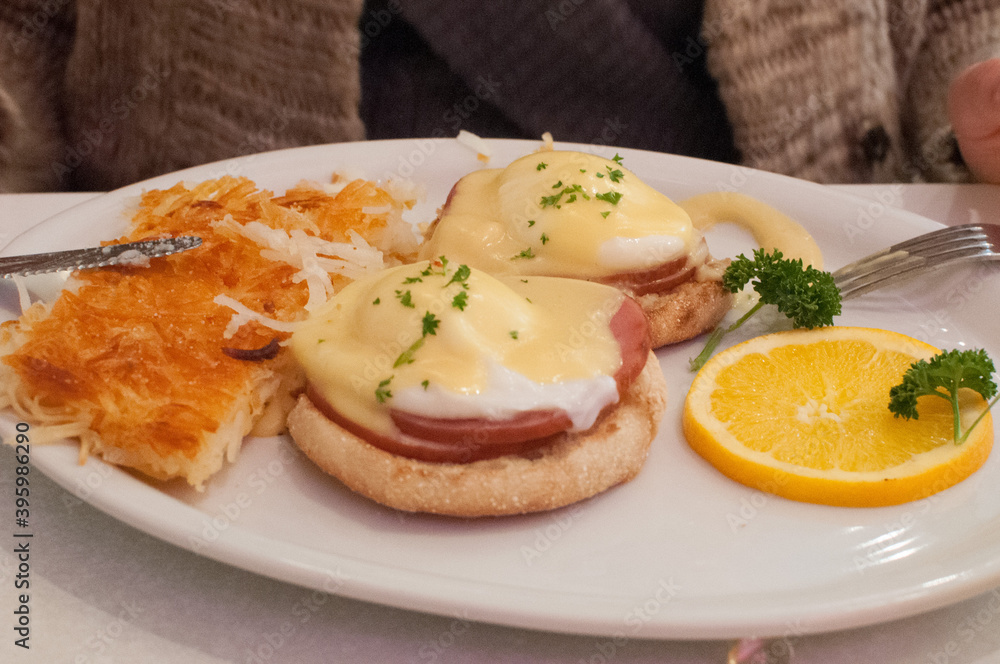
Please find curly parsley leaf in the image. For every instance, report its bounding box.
[690,249,842,371]
[889,349,998,444]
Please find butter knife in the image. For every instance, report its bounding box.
[0,236,202,279]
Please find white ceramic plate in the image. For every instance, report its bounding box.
[2,139,999,640]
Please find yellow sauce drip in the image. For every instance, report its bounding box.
[291,260,625,436]
[680,191,824,269]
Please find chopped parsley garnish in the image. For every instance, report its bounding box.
[540,192,563,208]
[420,256,449,277]
[451,291,469,310]
[390,311,441,368]
[601,211,611,218]
[595,191,622,205]
[375,376,393,403]
[541,183,590,209]
[509,330,519,340]
[444,264,471,288]
[540,233,549,244]
[403,276,423,284]
[528,219,536,227]
[395,289,415,308]
[394,337,425,367]
[421,379,430,390]
[372,297,380,305]
[536,162,547,170]
[605,166,624,182]
[422,311,440,336]
[512,248,536,260]
[612,153,624,164]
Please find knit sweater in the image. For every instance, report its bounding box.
[0,0,997,192]
[0,0,365,192]
[370,0,1000,183]
[702,0,1000,183]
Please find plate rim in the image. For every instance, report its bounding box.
[3,137,998,640]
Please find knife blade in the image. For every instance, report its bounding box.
[0,236,203,279]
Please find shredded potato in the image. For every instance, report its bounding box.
[0,175,420,488]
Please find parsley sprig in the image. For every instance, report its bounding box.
[889,349,998,444]
[689,249,842,371]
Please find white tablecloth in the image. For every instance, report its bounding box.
[1,184,999,664]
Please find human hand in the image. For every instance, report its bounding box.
[948,58,1000,184]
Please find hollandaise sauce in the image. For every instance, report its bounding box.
[420,151,698,278]
[680,191,824,269]
[291,259,643,461]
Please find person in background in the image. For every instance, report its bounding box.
[0,0,997,193]
[0,0,366,192]
[950,57,1000,184]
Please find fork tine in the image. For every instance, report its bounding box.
[837,252,993,299]
[833,224,988,281]
[835,237,991,283]
[832,224,998,300]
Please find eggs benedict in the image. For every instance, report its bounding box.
[419,150,732,347]
[286,257,667,516]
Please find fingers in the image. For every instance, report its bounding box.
[948,58,1000,183]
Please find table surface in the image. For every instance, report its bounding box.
[1,184,1000,664]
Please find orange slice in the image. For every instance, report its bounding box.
[682,327,994,507]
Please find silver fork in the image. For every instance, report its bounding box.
[832,223,1000,299]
